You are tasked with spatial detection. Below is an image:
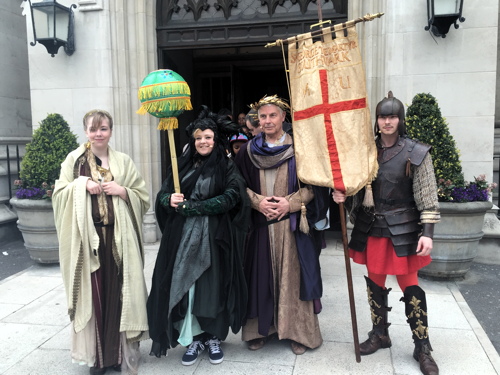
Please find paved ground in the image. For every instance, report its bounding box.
[0,239,32,281]
[456,262,500,354]
[4,234,500,358]
[1,235,500,374]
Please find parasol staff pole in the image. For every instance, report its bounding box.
[339,201,361,363]
[167,129,181,193]
[265,13,384,48]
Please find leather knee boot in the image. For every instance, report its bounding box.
[359,276,392,355]
[401,285,439,375]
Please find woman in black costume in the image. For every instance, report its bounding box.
[147,106,250,366]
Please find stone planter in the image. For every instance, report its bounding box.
[9,197,58,263]
[419,201,493,280]
[476,205,500,265]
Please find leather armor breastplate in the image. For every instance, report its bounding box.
[373,137,415,215]
[349,137,430,257]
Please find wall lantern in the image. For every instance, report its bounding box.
[27,0,77,57]
[425,0,465,38]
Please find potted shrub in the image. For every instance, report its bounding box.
[10,113,78,263]
[406,93,497,279]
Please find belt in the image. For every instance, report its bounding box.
[94,222,113,227]
[259,213,290,227]
[374,197,415,205]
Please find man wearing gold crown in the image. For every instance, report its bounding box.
[235,95,327,355]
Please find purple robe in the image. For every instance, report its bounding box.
[234,136,326,338]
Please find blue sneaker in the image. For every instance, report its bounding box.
[181,340,205,366]
[205,336,224,364]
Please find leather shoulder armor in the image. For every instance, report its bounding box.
[407,139,431,167]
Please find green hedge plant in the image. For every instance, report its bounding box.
[406,93,497,202]
[15,113,78,199]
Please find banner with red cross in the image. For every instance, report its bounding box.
[289,26,378,195]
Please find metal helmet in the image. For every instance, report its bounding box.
[374,91,405,136]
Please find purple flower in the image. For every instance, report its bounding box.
[15,187,47,200]
[438,175,495,203]
[449,183,488,202]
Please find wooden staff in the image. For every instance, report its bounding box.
[339,202,361,363]
[167,128,181,193]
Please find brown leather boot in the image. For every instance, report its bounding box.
[401,285,439,375]
[359,276,392,355]
[414,342,439,375]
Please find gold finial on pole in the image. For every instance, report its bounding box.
[310,20,331,30]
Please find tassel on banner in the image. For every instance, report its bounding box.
[362,183,375,208]
[299,203,310,234]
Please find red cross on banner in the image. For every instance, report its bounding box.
[294,69,368,193]
[289,27,378,195]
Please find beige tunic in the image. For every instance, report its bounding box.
[242,156,323,349]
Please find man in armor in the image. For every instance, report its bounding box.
[333,92,440,375]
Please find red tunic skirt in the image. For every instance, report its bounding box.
[349,236,431,275]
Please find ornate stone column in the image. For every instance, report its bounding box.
[348,0,386,113]
[107,1,160,242]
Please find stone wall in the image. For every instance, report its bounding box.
[352,0,498,183]
[0,1,32,243]
[22,0,160,242]
[18,0,500,245]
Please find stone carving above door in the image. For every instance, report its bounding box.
[158,0,344,24]
[184,0,210,21]
[162,0,181,20]
[156,0,347,47]
[291,0,326,15]
[214,0,239,19]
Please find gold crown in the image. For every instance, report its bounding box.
[250,95,290,112]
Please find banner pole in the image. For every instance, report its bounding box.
[265,13,384,48]
[339,202,361,362]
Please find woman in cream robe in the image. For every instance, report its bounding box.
[53,110,150,375]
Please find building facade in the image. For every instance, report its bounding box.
[0,1,32,242]
[2,0,498,242]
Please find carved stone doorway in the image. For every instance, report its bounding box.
[158,44,342,231]
[158,46,290,178]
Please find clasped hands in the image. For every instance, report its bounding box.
[259,196,290,221]
[86,179,126,199]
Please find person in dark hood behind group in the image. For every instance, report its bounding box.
[229,133,249,158]
[147,106,251,366]
[333,92,440,375]
[237,111,246,127]
[217,107,233,120]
